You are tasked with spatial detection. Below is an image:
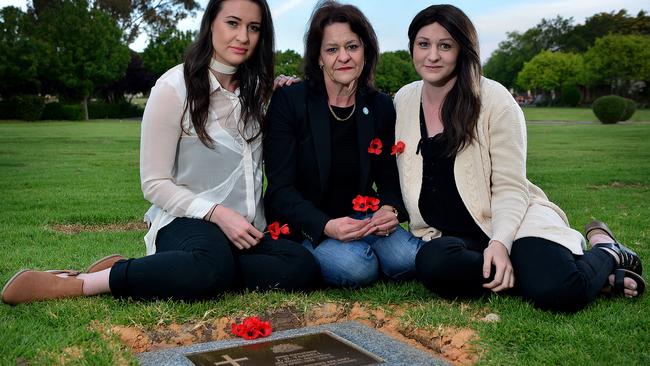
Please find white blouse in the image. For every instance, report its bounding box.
[140,64,265,255]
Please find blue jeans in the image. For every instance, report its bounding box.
[302,222,423,288]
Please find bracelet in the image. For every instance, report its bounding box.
[205,204,219,221]
[380,205,398,217]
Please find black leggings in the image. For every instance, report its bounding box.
[415,236,615,312]
[109,217,319,300]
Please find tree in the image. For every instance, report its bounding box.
[517,50,583,102]
[98,51,156,102]
[582,34,650,96]
[375,50,419,95]
[33,0,130,119]
[564,10,650,52]
[483,16,575,90]
[275,49,303,78]
[0,6,43,98]
[93,0,200,45]
[142,28,193,78]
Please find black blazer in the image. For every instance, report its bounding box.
[264,82,406,244]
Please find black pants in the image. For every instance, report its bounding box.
[109,217,319,301]
[415,236,615,312]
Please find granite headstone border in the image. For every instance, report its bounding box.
[138,321,449,366]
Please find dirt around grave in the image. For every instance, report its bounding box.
[50,222,147,234]
[105,302,483,365]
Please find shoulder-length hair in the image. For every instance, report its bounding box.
[408,4,482,155]
[303,0,378,94]
[183,0,275,146]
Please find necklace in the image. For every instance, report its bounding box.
[328,103,356,122]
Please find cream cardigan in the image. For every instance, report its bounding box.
[393,78,585,255]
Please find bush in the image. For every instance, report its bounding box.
[14,95,45,121]
[41,102,84,121]
[592,95,627,124]
[0,99,18,119]
[621,98,637,121]
[88,101,143,119]
[560,83,581,107]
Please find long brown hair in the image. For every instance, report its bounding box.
[408,4,481,155]
[303,0,379,94]
[183,0,275,146]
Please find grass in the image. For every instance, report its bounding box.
[1,119,649,365]
[522,106,650,122]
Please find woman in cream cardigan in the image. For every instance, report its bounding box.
[394,4,645,312]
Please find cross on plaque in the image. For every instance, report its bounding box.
[213,354,249,366]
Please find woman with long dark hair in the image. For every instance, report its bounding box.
[264,1,421,289]
[396,4,645,312]
[2,0,317,305]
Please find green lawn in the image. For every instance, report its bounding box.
[1,120,649,365]
[523,107,650,122]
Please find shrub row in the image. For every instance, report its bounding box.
[88,102,144,119]
[592,95,637,124]
[0,96,144,121]
[0,95,45,121]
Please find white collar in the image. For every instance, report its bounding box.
[209,57,237,75]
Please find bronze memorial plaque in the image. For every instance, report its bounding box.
[186,331,384,366]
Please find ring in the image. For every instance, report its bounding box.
[385,232,389,237]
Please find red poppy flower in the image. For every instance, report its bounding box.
[231,323,245,337]
[352,195,380,214]
[257,321,272,337]
[266,222,290,240]
[366,196,380,212]
[391,141,406,155]
[368,138,383,155]
[231,316,273,340]
[352,195,368,212]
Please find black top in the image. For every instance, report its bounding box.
[321,106,360,218]
[417,104,489,242]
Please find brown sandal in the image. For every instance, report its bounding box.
[585,220,618,243]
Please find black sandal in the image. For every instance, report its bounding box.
[592,242,643,276]
[610,269,646,297]
[586,220,645,297]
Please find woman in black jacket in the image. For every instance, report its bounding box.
[264,1,421,288]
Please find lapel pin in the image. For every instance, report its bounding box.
[363,107,369,115]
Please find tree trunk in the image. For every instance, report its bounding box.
[82,95,89,120]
